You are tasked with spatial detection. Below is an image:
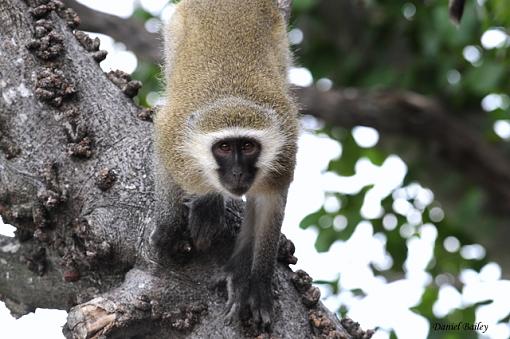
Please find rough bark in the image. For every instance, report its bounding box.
[61,0,161,64]
[0,1,371,338]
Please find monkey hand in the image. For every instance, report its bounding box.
[187,193,226,251]
[188,209,225,251]
[246,278,274,330]
[224,274,274,331]
[149,225,192,257]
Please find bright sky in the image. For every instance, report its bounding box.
[1,1,510,339]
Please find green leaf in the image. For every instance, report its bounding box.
[299,208,323,229]
[464,61,506,95]
[293,0,317,12]
[362,148,386,166]
[315,227,338,252]
[132,7,153,21]
[327,133,360,176]
[411,287,439,319]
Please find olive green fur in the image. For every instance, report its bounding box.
[154,0,299,195]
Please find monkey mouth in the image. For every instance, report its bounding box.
[227,184,250,197]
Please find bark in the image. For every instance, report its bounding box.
[61,0,161,64]
[0,0,371,338]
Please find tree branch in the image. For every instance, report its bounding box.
[297,86,510,213]
[0,235,111,318]
[278,0,293,22]
[62,0,161,64]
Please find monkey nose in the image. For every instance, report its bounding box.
[232,168,243,182]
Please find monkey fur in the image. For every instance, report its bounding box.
[151,0,299,330]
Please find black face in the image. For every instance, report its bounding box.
[212,138,261,196]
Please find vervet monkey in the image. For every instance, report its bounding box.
[151,0,298,330]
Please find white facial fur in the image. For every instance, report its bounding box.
[185,126,286,196]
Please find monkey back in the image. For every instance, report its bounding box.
[155,0,299,195]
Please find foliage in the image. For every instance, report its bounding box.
[291,1,510,338]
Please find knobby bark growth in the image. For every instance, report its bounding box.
[0,0,374,338]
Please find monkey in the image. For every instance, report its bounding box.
[150,0,299,330]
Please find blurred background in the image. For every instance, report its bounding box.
[1,0,510,338]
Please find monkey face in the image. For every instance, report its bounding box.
[212,137,260,196]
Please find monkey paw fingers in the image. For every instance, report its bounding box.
[247,281,274,331]
[188,217,224,252]
[223,274,249,325]
[149,227,192,256]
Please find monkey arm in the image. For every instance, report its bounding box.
[224,197,256,323]
[248,189,288,329]
[151,161,233,254]
[224,188,288,330]
[149,156,189,254]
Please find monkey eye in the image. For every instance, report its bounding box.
[241,141,258,155]
[219,143,231,152]
[213,142,232,156]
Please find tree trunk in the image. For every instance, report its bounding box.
[0,1,370,338]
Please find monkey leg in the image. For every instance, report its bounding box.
[188,193,226,251]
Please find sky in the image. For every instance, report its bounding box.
[1,1,510,339]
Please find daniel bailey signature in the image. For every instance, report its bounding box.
[432,322,489,334]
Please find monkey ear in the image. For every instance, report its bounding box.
[449,0,466,25]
